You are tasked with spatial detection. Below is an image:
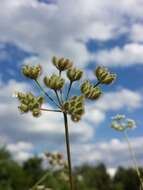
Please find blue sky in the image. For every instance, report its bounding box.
[0,0,143,171]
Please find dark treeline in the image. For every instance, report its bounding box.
[0,148,142,190]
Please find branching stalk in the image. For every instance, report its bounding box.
[35,79,60,108]
[66,82,72,100]
[54,90,62,107]
[40,108,62,113]
[63,112,74,190]
[94,81,101,87]
[30,171,53,190]
[124,130,143,190]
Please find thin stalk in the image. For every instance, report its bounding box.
[54,90,62,107]
[66,81,72,100]
[124,130,143,190]
[59,71,64,103]
[40,108,62,113]
[35,79,60,108]
[94,81,101,87]
[63,112,74,190]
[30,171,53,190]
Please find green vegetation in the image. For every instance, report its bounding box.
[0,148,142,190]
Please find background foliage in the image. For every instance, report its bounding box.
[0,148,142,190]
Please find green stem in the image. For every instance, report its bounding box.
[124,130,143,190]
[40,108,62,112]
[30,171,53,190]
[54,90,62,107]
[35,79,60,108]
[66,82,72,100]
[63,112,74,190]
[94,81,101,87]
[59,71,64,103]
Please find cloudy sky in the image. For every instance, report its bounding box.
[0,0,143,172]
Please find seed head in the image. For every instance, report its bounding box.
[81,80,102,100]
[63,96,85,122]
[52,56,73,71]
[44,74,65,90]
[22,65,42,80]
[17,92,44,117]
[95,66,116,85]
[67,67,83,82]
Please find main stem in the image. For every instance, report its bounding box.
[124,130,143,190]
[63,112,74,190]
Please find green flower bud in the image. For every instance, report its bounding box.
[63,96,85,122]
[95,66,116,85]
[81,80,102,100]
[52,56,73,71]
[67,67,83,82]
[32,108,41,117]
[18,103,29,113]
[22,65,42,80]
[44,74,65,90]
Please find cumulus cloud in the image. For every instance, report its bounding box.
[72,136,143,168]
[95,43,143,66]
[95,89,142,111]
[0,0,143,68]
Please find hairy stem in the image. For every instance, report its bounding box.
[40,108,62,112]
[63,112,74,190]
[124,130,143,190]
[66,81,72,100]
[35,79,59,108]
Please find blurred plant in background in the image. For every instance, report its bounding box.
[111,114,143,190]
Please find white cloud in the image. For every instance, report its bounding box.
[130,24,143,42]
[7,141,34,162]
[95,89,142,111]
[1,0,143,68]
[72,136,143,168]
[95,43,143,66]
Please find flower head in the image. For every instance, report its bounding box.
[81,80,102,100]
[17,92,44,117]
[95,66,116,85]
[22,65,42,80]
[67,67,83,82]
[63,96,85,122]
[111,114,136,132]
[52,56,73,71]
[44,74,65,91]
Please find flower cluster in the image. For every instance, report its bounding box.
[45,152,67,169]
[67,67,83,82]
[22,65,42,80]
[52,56,73,71]
[44,74,65,91]
[95,66,116,85]
[63,96,84,122]
[111,114,136,132]
[17,92,44,117]
[18,56,116,123]
[81,80,102,100]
